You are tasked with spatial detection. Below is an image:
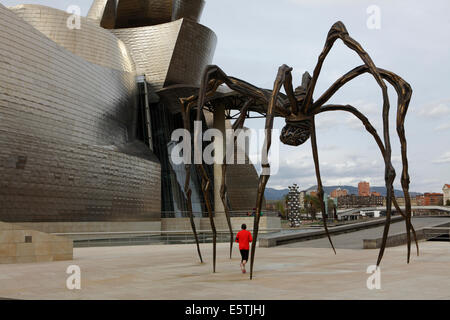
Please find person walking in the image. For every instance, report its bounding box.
[235,224,252,273]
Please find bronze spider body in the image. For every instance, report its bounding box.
[179,22,416,279]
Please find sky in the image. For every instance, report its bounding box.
[1,0,449,193]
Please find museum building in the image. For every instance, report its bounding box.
[0,0,264,233]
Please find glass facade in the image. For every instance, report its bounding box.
[142,88,214,217]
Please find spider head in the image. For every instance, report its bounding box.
[280,119,312,146]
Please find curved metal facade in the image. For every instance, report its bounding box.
[115,0,205,28]
[172,0,205,22]
[0,3,161,222]
[0,0,261,224]
[11,5,135,72]
[89,0,205,28]
[87,0,118,28]
[112,19,217,90]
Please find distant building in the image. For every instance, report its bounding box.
[308,190,318,197]
[299,191,306,209]
[358,181,370,197]
[338,194,384,208]
[384,197,418,207]
[371,191,381,197]
[331,188,348,198]
[416,193,444,206]
[443,184,450,205]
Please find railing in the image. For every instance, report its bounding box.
[54,229,283,248]
[160,210,280,218]
[0,210,281,222]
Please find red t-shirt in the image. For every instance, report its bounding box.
[235,230,253,250]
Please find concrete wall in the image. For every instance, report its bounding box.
[161,218,200,232]
[161,217,281,233]
[201,217,281,232]
[14,221,161,234]
[0,4,161,222]
[363,229,426,249]
[0,221,72,264]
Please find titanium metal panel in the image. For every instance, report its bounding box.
[11,4,134,72]
[172,0,205,22]
[112,19,216,91]
[89,0,205,28]
[87,0,117,28]
[0,3,161,222]
[115,0,173,28]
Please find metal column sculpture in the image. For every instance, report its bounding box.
[180,21,417,279]
[287,184,301,227]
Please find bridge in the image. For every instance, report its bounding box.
[337,205,450,220]
[259,216,450,248]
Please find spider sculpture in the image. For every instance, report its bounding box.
[179,21,417,279]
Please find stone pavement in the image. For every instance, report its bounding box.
[0,241,448,299]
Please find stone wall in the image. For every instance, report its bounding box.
[161,218,201,232]
[14,221,161,234]
[0,221,72,264]
[201,217,281,233]
[161,217,281,233]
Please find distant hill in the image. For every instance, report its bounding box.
[265,186,422,201]
[264,188,289,201]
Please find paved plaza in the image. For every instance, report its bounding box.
[0,240,448,300]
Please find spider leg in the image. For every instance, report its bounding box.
[249,64,293,280]
[195,65,290,120]
[179,98,204,263]
[179,80,222,268]
[283,69,298,114]
[197,162,217,272]
[310,117,336,254]
[306,22,395,267]
[314,104,419,259]
[313,65,417,261]
[220,99,253,259]
[192,65,284,273]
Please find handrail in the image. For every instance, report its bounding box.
[52,228,283,236]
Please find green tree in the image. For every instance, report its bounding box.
[327,199,337,220]
[275,200,286,219]
[304,194,321,220]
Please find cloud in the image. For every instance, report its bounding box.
[315,111,380,131]
[435,123,450,131]
[287,0,366,6]
[266,148,387,189]
[433,152,450,164]
[419,103,450,118]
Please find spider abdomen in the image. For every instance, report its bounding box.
[280,120,312,146]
